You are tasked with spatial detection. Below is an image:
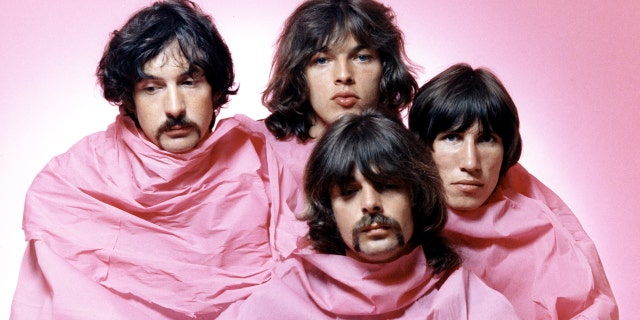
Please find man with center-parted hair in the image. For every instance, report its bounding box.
[218,110,519,319]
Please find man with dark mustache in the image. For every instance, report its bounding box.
[217,110,520,319]
[10,1,285,318]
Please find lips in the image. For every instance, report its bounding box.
[332,92,359,108]
[163,125,193,138]
[451,180,484,193]
[359,223,391,236]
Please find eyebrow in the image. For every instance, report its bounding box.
[138,69,203,81]
[318,43,370,55]
[348,44,370,55]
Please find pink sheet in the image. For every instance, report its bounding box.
[233,114,316,190]
[233,114,316,252]
[445,171,619,319]
[12,115,285,319]
[239,112,618,318]
[218,247,520,319]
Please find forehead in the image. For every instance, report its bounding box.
[334,35,366,52]
[142,41,189,74]
[319,32,368,51]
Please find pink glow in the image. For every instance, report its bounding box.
[1,1,637,317]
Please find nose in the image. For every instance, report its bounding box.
[334,58,354,85]
[361,184,382,214]
[460,138,480,172]
[164,85,186,118]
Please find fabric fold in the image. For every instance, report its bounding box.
[13,115,281,319]
[445,175,618,319]
[218,247,520,319]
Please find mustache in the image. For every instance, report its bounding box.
[351,213,405,252]
[353,213,397,231]
[158,116,197,132]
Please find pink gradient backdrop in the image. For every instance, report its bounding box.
[1,0,637,317]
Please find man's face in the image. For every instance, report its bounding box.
[304,35,382,138]
[330,169,414,263]
[431,122,504,211]
[133,40,214,153]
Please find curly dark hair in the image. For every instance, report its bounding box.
[303,110,460,273]
[96,0,237,128]
[408,63,522,176]
[262,0,417,141]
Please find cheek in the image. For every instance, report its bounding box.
[398,199,414,239]
[331,203,356,244]
[432,152,454,179]
[197,106,215,130]
[486,150,504,182]
[135,105,161,140]
[133,95,158,122]
[305,71,325,99]
[361,73,382,100]
[189,94,215,128]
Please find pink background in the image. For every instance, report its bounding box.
[1,0,638,317]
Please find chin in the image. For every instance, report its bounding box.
[160,137,200,153]
[446,197,485,212]
[358,246,404,263]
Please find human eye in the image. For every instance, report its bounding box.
[314,56,329,65]
[144,85,157,93]
[439,132,461,143]
[337,183,361,198]
[137,81,161,94]
[353,48,377,63]
[182,78,197,87]
[308,52,330,66]
[340,187,357,197]
[182,71,204,86]
[355,54,371,62]
[378,183,399,192]
[478,132,500,144]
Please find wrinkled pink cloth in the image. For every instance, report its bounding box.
[503,164,618,318]
[445,169,619,320]
[218,247,520,319]
[11,115,285,319]
[233,115,316,191]
[233,114,315,252]
[229,115,618,318]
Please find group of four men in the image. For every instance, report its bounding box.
[11,0,617,319]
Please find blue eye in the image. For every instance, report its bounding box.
[443,133,459,142]
[314,57,328,65]
[355,54,371,62]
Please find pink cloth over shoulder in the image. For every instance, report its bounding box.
[218,247,520,319]
[11,115,284,319]
[503,164,618,319]
[233,114,316,187]
[233,114,316,255]
[445,166,618,319]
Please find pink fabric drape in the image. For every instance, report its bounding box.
[445,167,619,319]
[241,112,617,319]
[233,114,316,251]
[11,115,292,319]
[503,164,618,318]
[218,247,520,319]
